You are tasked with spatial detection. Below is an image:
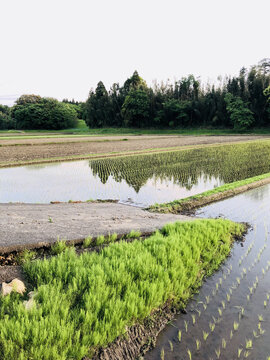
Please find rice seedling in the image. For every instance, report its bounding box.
[195,339,201,351]
[238,348,243,358]
[258,322,265,335]
[178,330,182,342]
[160,348,165,360]
[107,232,118,243]
[253,330,259,338]
[191,314,196,325]
[17,249,36,264]
[221,301,226,309]
[209,321,215,332]
[126,229,141,239]
[187,349,192,360]
[218,307,222,317]
[230,330,233,339]
[258,315,265,322]
[203,331,209,341]
[244,350,251,358]
[95,234,105,245]
[184,320,189,333]
[169,340,173,351]
[82,236,92,248]
[51,239,67,254]
[233,321,239,331]
[222,338,226,349]
[0,219,245,360]
[245,339,253,349]
[215,347,221,359]
[226,293,231,302]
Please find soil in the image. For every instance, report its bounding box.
[90,302,178,360]
[0,135,268,166]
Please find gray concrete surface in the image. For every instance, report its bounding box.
[0,203,192,253]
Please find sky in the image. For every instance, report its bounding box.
[0,0,269,105]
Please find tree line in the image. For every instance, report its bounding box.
[84,59,270,130]
[0,59,270,130]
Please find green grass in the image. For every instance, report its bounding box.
[1,124,270,139]
[150,171,270,213]
[0,219,245,359]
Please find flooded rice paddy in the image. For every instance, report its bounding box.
[145,184,270,360]
[1,141,270,205]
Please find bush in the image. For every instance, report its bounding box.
[11,95,78,130]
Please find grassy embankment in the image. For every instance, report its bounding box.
[0,219,245,360]
[150,172,270,213]
[1,120,270,138]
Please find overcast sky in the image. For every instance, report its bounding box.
[0,0,269,105]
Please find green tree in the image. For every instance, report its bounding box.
[11,96,77,130]
[121,89,150,127]
[224,93,254,130]
[85,82,111,128]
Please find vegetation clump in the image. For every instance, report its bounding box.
[0,219,245,359]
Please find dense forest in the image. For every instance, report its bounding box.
[1,59,270,130]
[84,59,270,130]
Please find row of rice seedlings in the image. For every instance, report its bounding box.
[89,141,270,193]
[160,222,268,360]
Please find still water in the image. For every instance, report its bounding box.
[0,160,223,205]
[145,184,270,360]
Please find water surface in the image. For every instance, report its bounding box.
[1,141,270,205]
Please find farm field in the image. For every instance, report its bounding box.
[1,140,270,205]
[0,134,269,167]
[1,138,270,359]
[146,183,270,360]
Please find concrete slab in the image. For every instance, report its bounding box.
[0,203,192,253]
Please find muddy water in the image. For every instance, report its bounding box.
[145,184,270,360]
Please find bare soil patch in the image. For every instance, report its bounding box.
[0,135,268,166]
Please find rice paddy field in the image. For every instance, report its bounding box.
[1,140,270,206]
[145,184,270,360]
[1,138,270,359]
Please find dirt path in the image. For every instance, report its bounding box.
[0,135,268,165]
[0,202,192,253]
[0,134,175,145]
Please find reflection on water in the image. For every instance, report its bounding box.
[1,142,270,205]
[145,184,270,360]
[0,160,223,205]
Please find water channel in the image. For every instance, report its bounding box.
[145,184,270,360]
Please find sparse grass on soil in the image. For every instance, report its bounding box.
[0,135,268,168]
[0,219,245,360]
[149,172,270,213]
